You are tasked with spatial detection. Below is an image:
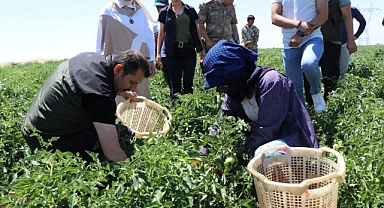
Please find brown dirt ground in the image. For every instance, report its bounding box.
[0,59,60,67]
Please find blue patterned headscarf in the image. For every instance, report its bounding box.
[203,40,258,89]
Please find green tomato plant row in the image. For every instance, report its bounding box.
[0,46,383,207]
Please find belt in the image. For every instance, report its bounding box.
[211,36,232,41]
[176,41,193,49]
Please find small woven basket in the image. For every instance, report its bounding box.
[247,146,346,208]
[116,96,172,138]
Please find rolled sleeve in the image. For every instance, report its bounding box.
[197,3,208,24]
[339,0,351,9]
[158,10,166,24]
[231,6,238,25]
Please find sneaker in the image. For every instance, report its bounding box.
[311,92,326,114]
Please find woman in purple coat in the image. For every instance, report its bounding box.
[202,40,318,157]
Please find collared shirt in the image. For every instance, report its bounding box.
[158,3,203,57]
[96,0,155,61]
[115,0,134,8]
[241,24,259,53]
[198,0,237,40]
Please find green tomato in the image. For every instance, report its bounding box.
[224,157,235,165]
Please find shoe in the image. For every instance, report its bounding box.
[311,92,326,114]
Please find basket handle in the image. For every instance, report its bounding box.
[313,147,346,183]
[247,146,346,195]
[132,95,148,102]
[291,147,346,193]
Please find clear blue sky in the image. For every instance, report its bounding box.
[0,0,383,63]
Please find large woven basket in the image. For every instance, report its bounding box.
[116,96,172,138]
[247,146,346,208]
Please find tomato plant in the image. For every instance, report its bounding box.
[1,46,384,207]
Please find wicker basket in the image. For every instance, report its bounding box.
[247,146,346,208]
[116,96,172,138]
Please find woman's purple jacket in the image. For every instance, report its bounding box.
[210,70,319,153]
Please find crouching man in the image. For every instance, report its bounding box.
[21,50,150,163]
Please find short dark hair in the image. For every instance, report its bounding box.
[111,50,150,78]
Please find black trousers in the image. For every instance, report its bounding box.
[305,41,341,105]
[165,47,197,100]
[23,124,131,162]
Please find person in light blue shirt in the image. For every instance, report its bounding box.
[339,6,366,77]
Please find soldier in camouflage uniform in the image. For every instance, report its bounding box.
[241,15,259,54]
[198,0,238,52]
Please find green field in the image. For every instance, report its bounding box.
[1,45,384,207]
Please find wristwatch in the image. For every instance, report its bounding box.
[296,30,305,37]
